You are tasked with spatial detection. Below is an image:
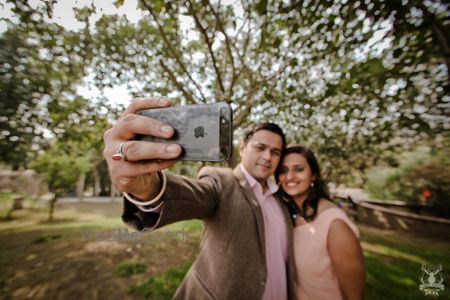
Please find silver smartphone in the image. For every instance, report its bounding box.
[137,102,232,162]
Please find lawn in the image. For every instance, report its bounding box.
[0,193,448,299]
[360,226,449,299]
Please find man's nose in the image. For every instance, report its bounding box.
[262,149,271,160]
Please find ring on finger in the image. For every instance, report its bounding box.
[112,142,127,161]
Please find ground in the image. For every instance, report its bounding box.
[0,195,449,299]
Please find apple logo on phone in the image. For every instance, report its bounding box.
[194,126,206,138]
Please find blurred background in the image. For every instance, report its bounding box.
[0,0,449,299]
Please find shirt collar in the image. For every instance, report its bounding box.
[239,164,279,195]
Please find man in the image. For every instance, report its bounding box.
[103,97,294,299]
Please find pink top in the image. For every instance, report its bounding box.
[240,165,289,300]
[293,207,359,300]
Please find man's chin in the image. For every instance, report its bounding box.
[253,171,273,182]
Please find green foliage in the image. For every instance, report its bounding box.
[129,262,192,299]
[365,150,450,205]
[2,0,449,187]
[79,0,449,184]
[116,261,147,277]
[0,192,14,205]
[0,1,93,169]
[30,142,90,196]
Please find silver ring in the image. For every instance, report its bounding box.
[112,142,127,161]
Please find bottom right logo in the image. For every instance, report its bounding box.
[419,264,445,296]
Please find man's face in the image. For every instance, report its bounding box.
[239,129,283,183]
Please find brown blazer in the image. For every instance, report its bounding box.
[122,166,295,300]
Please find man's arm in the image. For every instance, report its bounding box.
[122,168,221,231]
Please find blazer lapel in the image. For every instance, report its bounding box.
[233,166,266,257]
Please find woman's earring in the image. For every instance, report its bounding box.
[310,182,314,188]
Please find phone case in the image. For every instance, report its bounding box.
[137,102,232,161]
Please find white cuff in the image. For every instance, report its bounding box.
[123,171,167,207]
[136,200,164,212]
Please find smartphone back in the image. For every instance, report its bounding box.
[137,103,232,161]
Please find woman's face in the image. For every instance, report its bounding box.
[278,153,315,199]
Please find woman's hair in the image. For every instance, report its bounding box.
[275,145,330,222]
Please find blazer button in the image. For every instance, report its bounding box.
[260,280,265,286]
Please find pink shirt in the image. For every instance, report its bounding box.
[240,164,288,300]
[293,208,359,300]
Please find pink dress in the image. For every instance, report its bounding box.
[293,207,359,300]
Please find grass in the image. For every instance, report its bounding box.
[116,261,147,277]
[127,225,450,299]
[360,227,449,300]
[129,262,192,299]
[32,234,62,244]
[0,193,448,299]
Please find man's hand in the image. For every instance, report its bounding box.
[103,97,182,202]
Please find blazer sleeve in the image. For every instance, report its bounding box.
[122,166,222,231]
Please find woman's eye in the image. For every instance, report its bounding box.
[294,167,304,172]
[279,167,288,174]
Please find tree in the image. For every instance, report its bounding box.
[2,0,448,186]
[79,0,449,183]
[31,141,90,221]
[365,147,450,206]
[0,0,93,169]
[45,95,120,199]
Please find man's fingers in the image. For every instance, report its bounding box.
[111,159,178,191]
[124,97,171,115]
[121,141,182,162]
[115,114,175,140]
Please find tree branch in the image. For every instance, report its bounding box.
[159,59,196,104]
[233,84,261,128]
[140,0,207,103]
[186,0,225,96]
[207,0,236,102]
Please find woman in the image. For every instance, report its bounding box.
[275,145,365,300]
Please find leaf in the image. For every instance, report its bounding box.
[256,0,268,15]
[113,0,125,9]
[368,58,385,74]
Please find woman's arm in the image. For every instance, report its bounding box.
[328,219,366,300]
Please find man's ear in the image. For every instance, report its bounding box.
[239,141,246,157]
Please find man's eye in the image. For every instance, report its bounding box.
[272,150,281,157]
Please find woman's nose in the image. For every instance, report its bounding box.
[286,170,294,180]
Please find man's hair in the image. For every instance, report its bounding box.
[242,123,286,150]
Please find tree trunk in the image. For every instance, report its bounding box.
[93,168,101,197]
[76,172,86,202]
[48,194,58,222]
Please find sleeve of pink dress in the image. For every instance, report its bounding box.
[293,207,359,300]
